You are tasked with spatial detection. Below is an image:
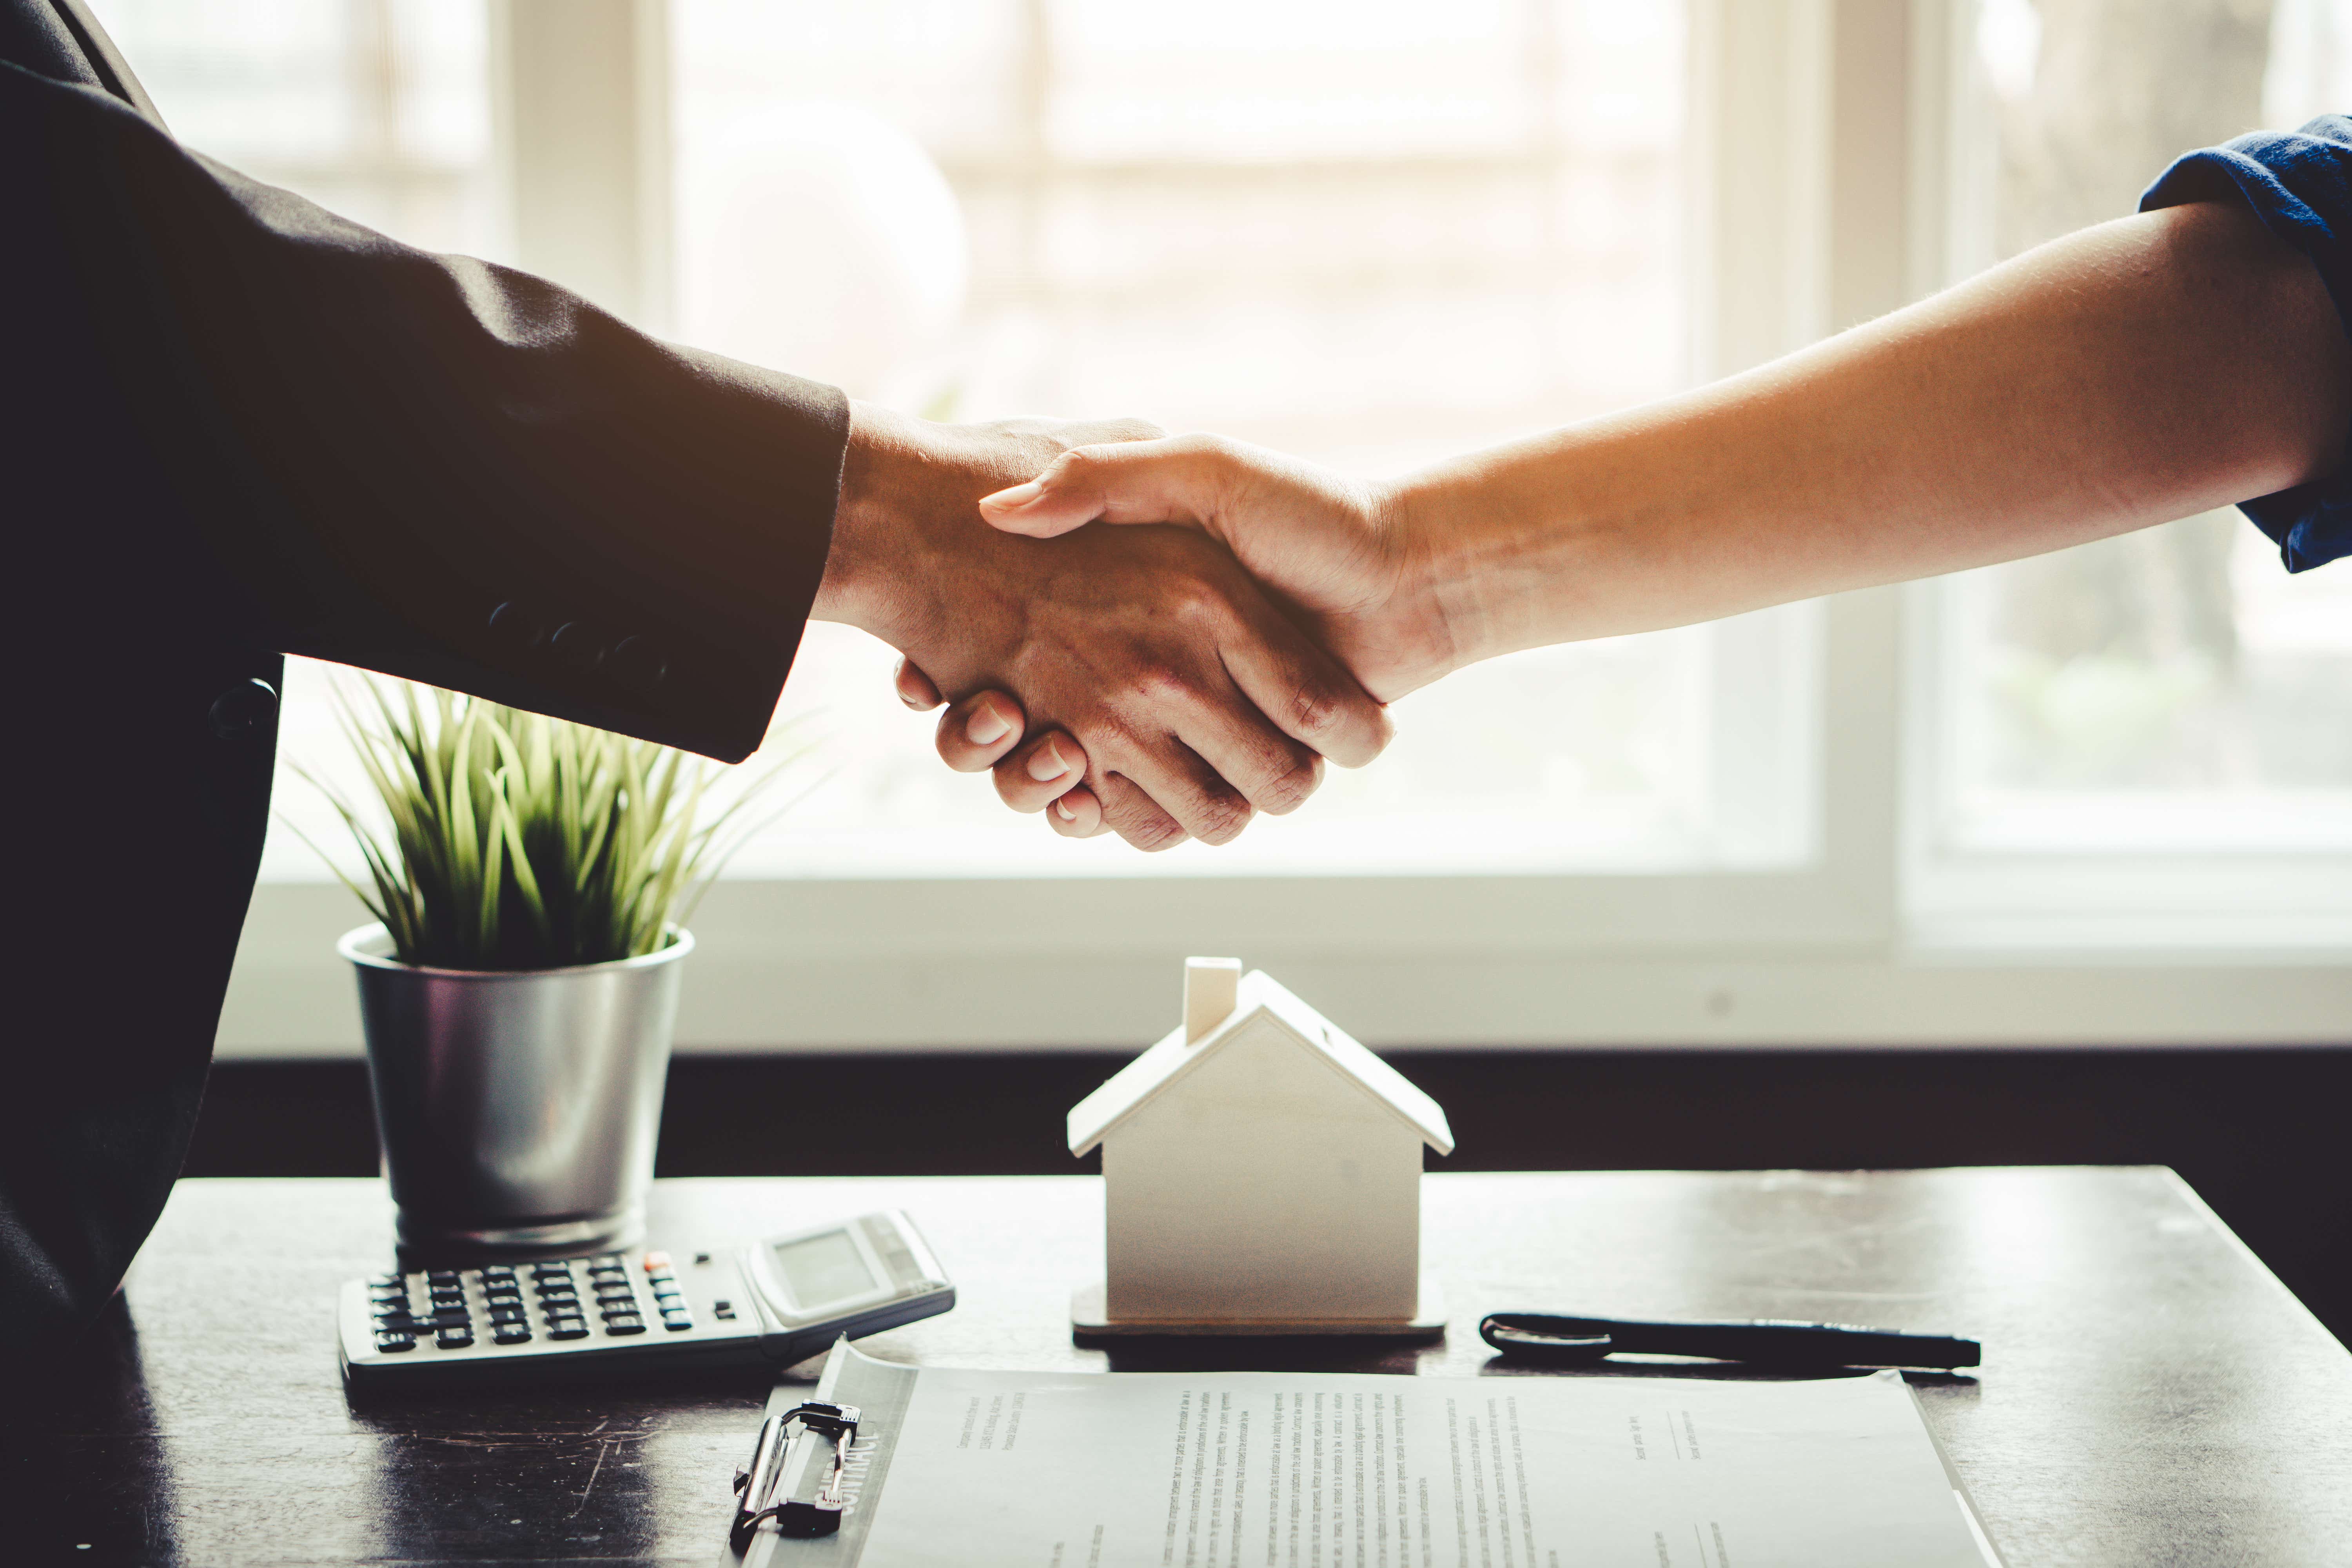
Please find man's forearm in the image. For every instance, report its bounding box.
[1403,200,2352,665]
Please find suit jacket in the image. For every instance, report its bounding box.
[0,0,849,1354]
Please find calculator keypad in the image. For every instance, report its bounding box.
[359,1249,708,1360]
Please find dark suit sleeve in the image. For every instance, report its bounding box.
[9,55,847,762]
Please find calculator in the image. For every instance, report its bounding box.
[338,1210,954,1388]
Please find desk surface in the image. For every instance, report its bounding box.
[10,1170,2350,1566]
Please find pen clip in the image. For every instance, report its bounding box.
[731,1401,864,1546]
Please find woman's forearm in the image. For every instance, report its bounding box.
[1401,200,2351,667]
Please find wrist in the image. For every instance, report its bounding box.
[813,401,944,646]
[1383,468,1500,679]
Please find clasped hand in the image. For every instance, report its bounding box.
[862,425,1451,845]
[821,409,1402,849]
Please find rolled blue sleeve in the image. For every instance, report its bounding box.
[2142,116,2352,572]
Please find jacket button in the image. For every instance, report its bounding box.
[549,622,606,672]
[209,678,279,739]
[609,636,668,691]
[488,601,545,650]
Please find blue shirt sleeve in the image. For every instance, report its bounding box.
[2141,116,2352,573]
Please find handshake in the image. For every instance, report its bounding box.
[815,405,1459,851]
[811,197,2349,849]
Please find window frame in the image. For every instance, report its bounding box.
[217,0,2352,1058]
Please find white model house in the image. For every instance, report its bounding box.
[1068,957,1454,1331]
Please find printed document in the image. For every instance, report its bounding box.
[749,1346,1998,1568]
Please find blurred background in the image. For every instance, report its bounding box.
[91,0,2352,887]
[84,0,2352,1332]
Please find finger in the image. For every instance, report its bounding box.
[1093,770,1192,853]
[1046,784,1104,837]
[933,690,1025,773]
[994,729,1091,813]
[1220,597,1395,771]
[978,434,1239,539]
[1098,731,1258,848]
[894,657,944,710]
[1160,671,1327,818]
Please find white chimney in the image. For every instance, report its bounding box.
[1183,956,1243,1044]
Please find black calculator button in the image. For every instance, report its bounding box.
[481,1264,515,1277]
[426,1270,460,1285]
[546,1320,589,1340]
[592,1252,624,1265]
[435,1327,474,1350]
[487,1305,526,1325]
[368,1272,405,1289]
[492,1323,532,1346]
[484,1289,523,1306]
[374,1331,416,1352]
[602,1315,646,1335]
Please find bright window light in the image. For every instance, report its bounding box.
[1929,0,2352,859]
[673,0,1817,878]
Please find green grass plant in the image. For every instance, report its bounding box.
[291,677,809,970]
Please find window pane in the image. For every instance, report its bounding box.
[87,0,497,256]
[86,0,500,884]
[675,0,1813,877]
[1936,0,2352,854]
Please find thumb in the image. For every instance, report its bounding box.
[978,436,1232,539]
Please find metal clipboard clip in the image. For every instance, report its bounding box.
[731,1400,862,1546]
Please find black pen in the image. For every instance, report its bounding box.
[1480,1312,1980,1370]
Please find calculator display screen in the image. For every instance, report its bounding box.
[770,1230,875,1307]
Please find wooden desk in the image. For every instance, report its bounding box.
[9,1170,2349,1565]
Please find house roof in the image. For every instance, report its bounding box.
[1067,970,1454,1157]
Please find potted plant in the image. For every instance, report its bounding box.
[295,678,802,1259]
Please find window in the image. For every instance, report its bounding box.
[84,0,2352,1049]
[86,0,496,258]
[1911,0,2352,943]
[671,0,1818,877]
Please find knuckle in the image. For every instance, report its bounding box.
[1052,445,1110,484]
[1122,661,1198,709]
[1123,815,1189,853]
[1287,682,1346,738]
[1257,754,1323,816]
[1163,577,1232,630]
[1190,792,1255,847]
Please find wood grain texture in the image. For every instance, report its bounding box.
[5,1169,2348,1566]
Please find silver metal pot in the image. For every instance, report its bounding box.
[339,923,692,1259]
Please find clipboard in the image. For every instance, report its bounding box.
[715,1341,2004,1568]
[717,1341,918,1568]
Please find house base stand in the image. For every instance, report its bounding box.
[1068,1277,1447,1340]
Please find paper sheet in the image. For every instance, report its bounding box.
[832,1360,1996,1568]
